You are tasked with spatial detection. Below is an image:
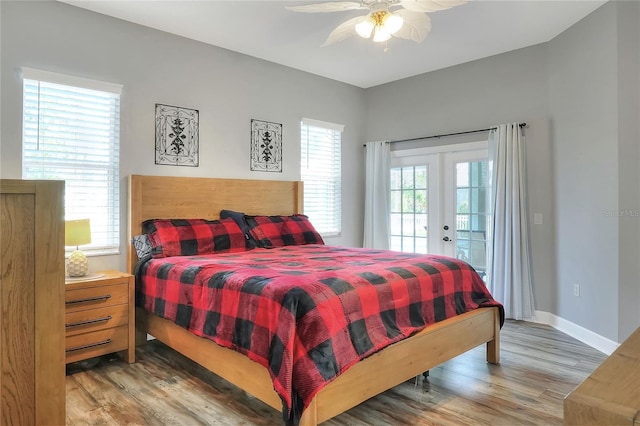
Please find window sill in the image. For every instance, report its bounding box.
[65,248,120,257]
[321,232,342,239]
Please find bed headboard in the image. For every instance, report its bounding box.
[127,174,304,273]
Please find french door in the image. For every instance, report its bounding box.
[390,142,490,279]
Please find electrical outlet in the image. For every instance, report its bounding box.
[573,284,580,297]
[534,213,543,225]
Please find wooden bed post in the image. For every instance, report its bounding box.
[486,307,501,364]
[299,399,318,426]
[294,181,304,214]
[127,174,142,275]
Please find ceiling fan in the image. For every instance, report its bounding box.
[285,0,468,46]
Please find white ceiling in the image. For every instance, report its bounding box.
[59,0,607,88]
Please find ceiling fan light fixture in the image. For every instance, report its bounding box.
[355,16,375,38]
[356,8,404,42]
[373,26,392,42]
[383,13,404,35]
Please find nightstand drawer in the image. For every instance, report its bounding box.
[65,325,129,364]
[65,283,128,313]
[65,304,129,337]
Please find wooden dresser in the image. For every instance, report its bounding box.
[0,179,65,425]
[65,270,135,364]
[564,326,640,425]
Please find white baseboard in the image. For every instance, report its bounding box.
[530,310,619,355]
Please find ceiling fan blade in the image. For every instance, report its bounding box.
[399,0,468,13]
[393,10,431,43]
[285,2,365,13]
[321,16,363,46]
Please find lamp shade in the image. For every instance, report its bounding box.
[65,219,91,247]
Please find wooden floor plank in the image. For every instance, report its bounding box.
[66,320,607,425]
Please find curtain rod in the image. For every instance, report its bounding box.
[363,122,527,146]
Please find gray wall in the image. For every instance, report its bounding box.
[549,0,640,342]
[0,0,366,272]
[365,1,639,342]
[548,2,620,341]
[615,0,640,342]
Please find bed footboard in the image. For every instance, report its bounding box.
[137,306,501,426]
[300,306,501,425]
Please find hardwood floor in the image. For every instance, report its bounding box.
[66,321,606,425]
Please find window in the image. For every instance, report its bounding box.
[300,118,343,236]
[22,67,122,255]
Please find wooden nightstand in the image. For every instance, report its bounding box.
[65,270,135,364]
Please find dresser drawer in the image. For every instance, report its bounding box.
[65,304,129,337]
[65,283,128,313]
[65,325,129,364]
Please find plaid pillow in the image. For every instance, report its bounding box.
[245,214,324,248]
[143,218,247,258]
[219,209,257,249]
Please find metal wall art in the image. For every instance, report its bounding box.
[250,119,282,172]
[155,103,199,167]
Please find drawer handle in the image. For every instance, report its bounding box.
[66,339,112,353]
[66,315,112,328]
[66,294,111,305]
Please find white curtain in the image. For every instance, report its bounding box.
[488,123,535,320]
[363,141,391,249]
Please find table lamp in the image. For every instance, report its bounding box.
[65,219,91,277]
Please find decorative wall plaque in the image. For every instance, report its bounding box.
[155,104,199,167]
[250,119,282,172]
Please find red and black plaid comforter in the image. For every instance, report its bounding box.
[136,245,504,424]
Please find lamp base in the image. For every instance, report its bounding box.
[66,249,89,277]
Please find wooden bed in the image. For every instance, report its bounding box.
[127,174,501,425]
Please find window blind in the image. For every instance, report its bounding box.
[22,68,121,254]
[300,118,343,236]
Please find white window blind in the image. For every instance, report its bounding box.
[22,67,122,255]
[300,118,343,236]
